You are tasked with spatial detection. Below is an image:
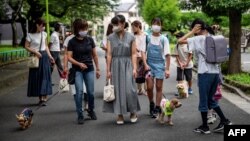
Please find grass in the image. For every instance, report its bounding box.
[0,45,23,52]
[225,73,250,85]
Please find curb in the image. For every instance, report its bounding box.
[192,67,250,102]
[0,58,29,68]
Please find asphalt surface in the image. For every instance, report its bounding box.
[0,48,250,141]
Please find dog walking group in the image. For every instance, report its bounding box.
[17,16,232,135]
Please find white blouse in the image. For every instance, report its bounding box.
[26,31,47,51]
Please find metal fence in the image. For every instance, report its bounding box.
[0,49,29,63]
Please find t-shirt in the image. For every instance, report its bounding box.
[174,44,193,69]
[135,33,146,57]
[49,31,60,51]
[187,35,219,74]
[141,35,170,56]
[63,34,75,68]
[67,36,95,71]
[26,31,47,51]
[63,34,75,48]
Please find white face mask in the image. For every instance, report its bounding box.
[152,25,161,33]
[112,26,121,33]
[78,31,88,37]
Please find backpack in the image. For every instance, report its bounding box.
[204,35,229,64]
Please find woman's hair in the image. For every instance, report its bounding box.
[191,19,215,35]
[124,22,129,29]
[54,22,61,32]
[131,20,142,30]
[111,15,126,25]
[73,18,88,36]
[106,23,113,36]
[151,17,162,26]
[30,18,46,33]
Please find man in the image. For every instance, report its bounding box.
[49,22,63,78]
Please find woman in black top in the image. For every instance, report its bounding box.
[67,19,100,124]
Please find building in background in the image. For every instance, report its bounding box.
[102,1,148,39]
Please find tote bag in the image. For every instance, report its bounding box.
[103,79,115,102]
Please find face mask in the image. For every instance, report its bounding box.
[42,27,45,31]
[152,25,161,33]
[112,26,121,33]
[78,31,88,37]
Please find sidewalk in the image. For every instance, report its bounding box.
[0,60,29,96]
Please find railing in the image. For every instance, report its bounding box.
[0,49,29,63]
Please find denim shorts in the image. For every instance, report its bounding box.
[148,61,165,79]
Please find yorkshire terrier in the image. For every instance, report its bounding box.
[157,98,182,126]
[16,108,34,129]
[176,81,189,99]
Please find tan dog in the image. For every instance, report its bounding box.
[157,98,182,126]
[176,81,188,98]
[16,108,34,129]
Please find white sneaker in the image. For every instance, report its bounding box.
[130,113,138,123]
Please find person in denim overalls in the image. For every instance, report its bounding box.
[141,18,171,118]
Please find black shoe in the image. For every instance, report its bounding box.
[78,117,84,124]
[88,110,97,120]
[152,107,161,119]
[149,102,155,117]
[213,119,232,132]
[39,100,47,106]
[193,125,211,134]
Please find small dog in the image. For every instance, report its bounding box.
[16,108,34,129]
[157,98,182,126]
[176,81,188,98]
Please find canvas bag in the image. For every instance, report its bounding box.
[27,32,43,68]
[205,35,228,64]
[59,78,69,93]
[103,79,115,102]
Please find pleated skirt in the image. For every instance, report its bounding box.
[27,51,52,97]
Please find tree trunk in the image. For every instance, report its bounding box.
[228,9,242,74]
[11,21,18,47]
[19,16,27,47]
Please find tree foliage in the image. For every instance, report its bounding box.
[179,0,250,74]
[141,0,181,31]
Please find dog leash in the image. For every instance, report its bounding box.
[34,75,74,111]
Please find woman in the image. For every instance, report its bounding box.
[103,15,140,125]
[141,18,171,118]
[178,19,231,134]
[25,18,54,106]
[131,20,147,95]
[67,19,100,124]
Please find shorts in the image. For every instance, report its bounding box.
[176,67,192,81]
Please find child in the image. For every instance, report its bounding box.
[174,31,193,96]
[141,17,171,118]
[178,19,232,134]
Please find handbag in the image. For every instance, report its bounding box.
[68,68,76,85]
[103,79,115,102]
[59,78,70,93]
[27,32,43,68]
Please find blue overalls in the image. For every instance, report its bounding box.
[146,35,165,79]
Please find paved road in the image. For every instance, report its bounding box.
[0,48,250,141]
